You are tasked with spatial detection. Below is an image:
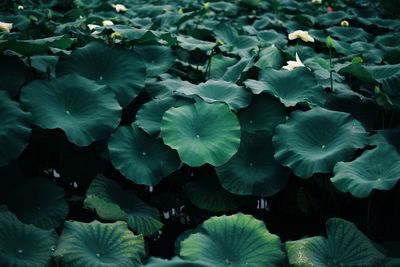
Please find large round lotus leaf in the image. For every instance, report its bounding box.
[0,56,26,98]
[84,175,163,235]
[135,97,177,137]
[273,107,368,178]
[108,124,180,186]
[331,146,400,198]
[179,213,285,266]
[184,171,245,212]
[57,42,146,107]
[54,221,145,267]
[327,26,371,42]
[216,131,289,197]
[0,211,58,267]
[20,74,121,147]
[177,35,215,51]
[0,91,31,168]
[7,35,73,56]
[176,80,251,111]
[213,22,258,56]
[244,68,325,107]
[209,55,253,83]
[209,54,238,80]
[258,30,288,47]
[160,100,241,167]
[5,178,68,229]
[238,93,286,134]
[145,257,212,267]
[315,11,353,27]
[134,45,175,77]
[285,218,384,266]
[255,45,283,70]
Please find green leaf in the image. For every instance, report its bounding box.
[273,107,368,178]
[258,30,288,47]
[0,211,58,267]
[54,220,145,267]
[216,131,289,197]
[134,45,175,77]
[21,74,121,147]
[255,45,283,69]
[57,42,146,107]
[0,91,31,167]
[160,100,241,167]
[84,175,163,235]
[7,35,73,56]
[176,80,251,111]
[108,124,180,186]
[238,93,286,134]
[245,68,325,107]
[5,178,68,229]
[184,171,245,212]
[179,213,285,266]
[286,218,384,266]
[331,145,400,198]
[327,26,371,42]
[209,54,239,80]
[177,35,215,51]
[213,22,258,56]
[135,97,177,137]
[221,57,255,82]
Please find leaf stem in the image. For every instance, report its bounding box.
[329,46,334,92]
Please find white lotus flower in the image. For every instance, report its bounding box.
[102,20,114,26]
[288,30,315,43]
[312,0,322,4]
[0,22,13,32]
[282,53,305,71]
[111,3,128,12]
[87,24,100,30]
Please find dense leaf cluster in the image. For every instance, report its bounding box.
[1,0,400,266]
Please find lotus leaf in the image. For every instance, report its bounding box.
[84,175,163,235]
[134,45,175,77]
[327,26,371,42]
[245,68,325,107]
[255,45,283,69]
[286,218,385,266]
[184,172,245,212]
[21,74,121,147]
[179,213,285,266]
[238,93,286,134]
[54,220,145,267]
[135,97,177,137]
[0,211,58,267]
[160,100,241,167]
[176,79,251,111]
[331,145,400,198]
[108,124,180,186]
[216,131,289,197]
[7,35,73,56]
[273,107,368,178]
[57,42,146,107]
[213,22,258,56]
[177,35,215,51]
